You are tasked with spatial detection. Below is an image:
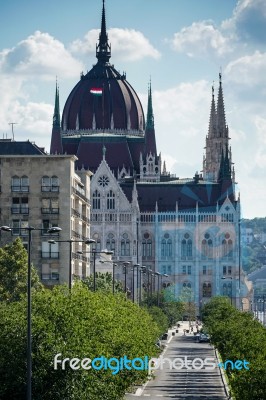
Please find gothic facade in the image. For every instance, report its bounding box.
[50,1,249,310]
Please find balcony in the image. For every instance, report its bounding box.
[41,252,59,259]
[41,273,59,281]
[41,186,59,192]
[41,208,59,214]
[11,206,29,215]
[11,185,29,193]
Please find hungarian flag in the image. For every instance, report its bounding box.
[90,88,103,96]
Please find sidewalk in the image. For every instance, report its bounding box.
[125,321,229,399]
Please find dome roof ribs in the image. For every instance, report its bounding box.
[96,0,111,64]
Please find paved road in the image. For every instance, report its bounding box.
[125,323,228,399]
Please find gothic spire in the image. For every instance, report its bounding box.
[208,85,216,137]
[96,0,111,64]
[50,80,63,154]
[145,80,157,156]
[216,72,227,138]
[146,80,154,130]
[53,79,60,128]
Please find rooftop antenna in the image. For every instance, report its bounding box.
[9,122,17,141]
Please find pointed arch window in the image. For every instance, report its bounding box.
[121,233,130,256]
[222,233,233,258]
[181,233,193,259]
[161,233,172,257]
[106,233,115,254]
[202,233,213,258]
[203,282,212,297]
[142,232,152,258]
[92,190,101,210]
[107,190,115,210]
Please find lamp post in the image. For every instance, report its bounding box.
[1,224,62,400]
[48,238,96,290]
[221,276,233,305]
[132,264,140,303]
[154,272,161,306]
[123,262,130,295]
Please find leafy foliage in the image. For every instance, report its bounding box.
[81,271,124,293]
[0,284,160,400]
[202,297,266,400]
[0,238,42,301]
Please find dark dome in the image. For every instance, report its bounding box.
[62,63,145,132]
[62,1,144,133]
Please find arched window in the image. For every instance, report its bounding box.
[107,190,115,210]
[222,233,233,258]
[21,176,29,191]
[121,233,130,256]
[92,190,101,210]
[11,176,29,192]
[203,282,212,297]
[51,176,59,191]
[183,282,191,289]
[162,234,172,257]
[202,233,213,258]
[181,233,192,259]
[106,233,115,254]
[142,232,152,258]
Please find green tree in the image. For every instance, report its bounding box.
[202,296,266,400]
[0,238,42,302]
[0,284,160,400]
[81,271,124,293]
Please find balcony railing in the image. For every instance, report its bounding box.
[41,186,59,192]
[41,208,59,214]
[41,273,59,281]
[41,252,59,259]
[11,185,29,192]
[11,206,29,214]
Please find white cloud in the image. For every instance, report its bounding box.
[223,0,266,43]
[1,31,83,80]
[70,28,161,61]
[171,21,232,58]
[225,50,266,86]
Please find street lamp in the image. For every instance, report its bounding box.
[77,249,113,291]
[131,264,140,303]
[154,272,161,306]
[221,276,233,305]
[48,238,95,290]
[0,224,62,400]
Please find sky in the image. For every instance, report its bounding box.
[0,0,266,219]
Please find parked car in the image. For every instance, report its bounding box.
[198,333,210,342]
[161,333,168,341]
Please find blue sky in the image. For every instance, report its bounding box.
[0,0,266,218]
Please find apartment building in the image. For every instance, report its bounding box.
[0,140,92,286]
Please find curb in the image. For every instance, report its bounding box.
[215,348,232,400]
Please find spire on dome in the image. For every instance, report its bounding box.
[217,72,227,138]
[208,85,216,138]
[146,80,154,130]
[96,0,111,64]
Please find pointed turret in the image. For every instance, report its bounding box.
[96,0,111,64]
[145,81,157,156]
[146,81,154,130]
[208,85,216,138]
[216,73,227,138]
[50,81,62,154]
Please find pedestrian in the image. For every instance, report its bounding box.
[183,328,186,336]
